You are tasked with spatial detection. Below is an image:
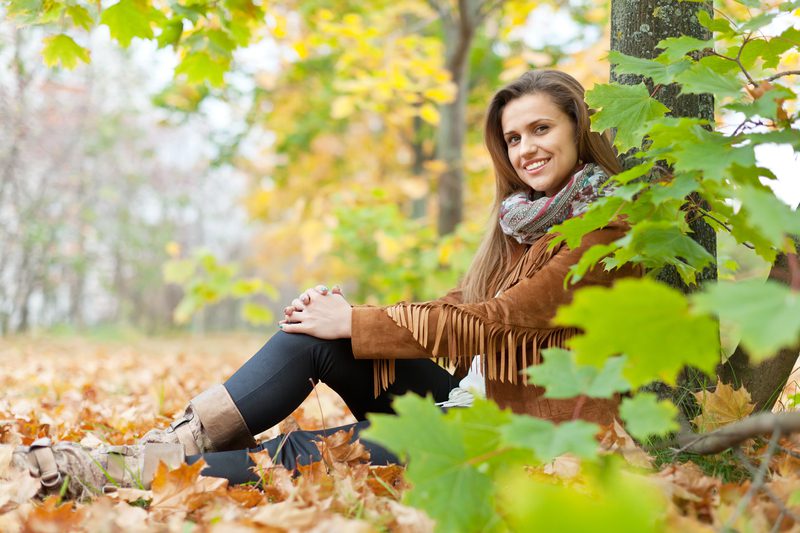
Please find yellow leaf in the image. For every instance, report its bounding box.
[165,241,181,258]
[419,103,440,125]
[423,84,456,104]
[438,240,454,265]
[331,96,355,119]
[423,159,448,175]
[292,41,309,60]
[376,230,402,263]
[692,380,755,433]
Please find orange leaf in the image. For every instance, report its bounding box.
[22,496,87,531]
[314,428,371,467]
[692,380,755,433]
[150,459,227,510]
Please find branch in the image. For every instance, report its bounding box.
[765,70,800,82]
[725,431,781,530]
[676,412,800,455]
[424,0,451,21]
[736,448,800,527]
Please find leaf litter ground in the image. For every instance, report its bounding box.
[1,334,800,532]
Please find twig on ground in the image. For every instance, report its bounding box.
[735,448,800,527]
[724,429,781,530]
[676,412,800,455]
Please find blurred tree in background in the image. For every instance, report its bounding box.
[0,0,616,330]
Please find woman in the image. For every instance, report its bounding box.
[10,70,638,499]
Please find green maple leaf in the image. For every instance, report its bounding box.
[697,10,736,37]
[101,0,163,47]
[610,161,654,186]
[158,19,183,48]
[585,83,669,152]
[500,417,599,462]
[644,173,700,205]
[693,280,800,362]
[612,221,715,284]
[65,5,93,30]
[549,196,625,250]
[675,61,743,99]
[663,125,755,182]
[527,348,630,399]
[501,464,666,533]
[736,185,800,251]
[619,393,679,440]
[41,34,90,69]
[566,242,621,285]
[363,395,506,533]
[554,278,719,387]
[656,36,713,62]
[608,50,691,85]
[175,51,228,86]
[740,28,800,70]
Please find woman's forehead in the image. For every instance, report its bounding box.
[501,93,563,132]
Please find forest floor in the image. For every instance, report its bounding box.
[1,334,800,532]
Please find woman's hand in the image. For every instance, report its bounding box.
[282,284,343,319]
[279,285,351,339]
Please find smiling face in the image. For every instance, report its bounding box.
[501,92,580,197]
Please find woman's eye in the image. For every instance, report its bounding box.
[507,135,520,145]
[535,125,549,134]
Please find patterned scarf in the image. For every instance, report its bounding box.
[499,163,610,245]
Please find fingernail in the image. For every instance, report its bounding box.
[279,324,284,329]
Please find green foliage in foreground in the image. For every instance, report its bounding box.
[368,3,799,530]
[365,394,668,532]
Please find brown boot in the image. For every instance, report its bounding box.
[140,384,256,455]
[10,438,184,500]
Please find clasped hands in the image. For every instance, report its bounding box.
[279,284,352,339]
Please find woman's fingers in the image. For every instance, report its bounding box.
[280,321,310,334]
[291,298,305,311]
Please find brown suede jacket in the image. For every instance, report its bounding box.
[350,221,640,424]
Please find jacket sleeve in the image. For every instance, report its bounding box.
[350,223,635,363]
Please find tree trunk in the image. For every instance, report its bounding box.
[435,0,481,236]
[610,0,797,411]
[610,0,716,290]
[610,0,717,412]
[718,247,800,411]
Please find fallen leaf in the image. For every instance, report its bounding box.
[693,380,755,433]
[150,459,227,510]
[20,496,87,531]
[314,428,371,467]
[655,462,720,522]
[0,445,40,513]
[598,419,655,469]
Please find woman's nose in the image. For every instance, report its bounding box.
[520,137,538,157]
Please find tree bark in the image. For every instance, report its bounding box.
[610,0,716,291]
[610,0,718,412]
[610,0,798,412]
[435,0,481,236]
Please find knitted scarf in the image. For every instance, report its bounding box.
[499,163,610,245]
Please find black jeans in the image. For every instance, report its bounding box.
[187,331,456,483]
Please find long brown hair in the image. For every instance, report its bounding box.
[460,70,622,303]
